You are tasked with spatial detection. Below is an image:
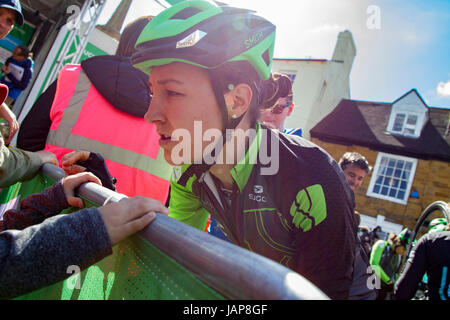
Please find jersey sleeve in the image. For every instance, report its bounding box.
[168,167,209,231]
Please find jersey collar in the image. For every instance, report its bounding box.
[230,122,262,192]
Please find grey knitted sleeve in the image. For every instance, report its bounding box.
[0,207,112,299]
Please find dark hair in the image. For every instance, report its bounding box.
[339,152,371,174]
[209,60,262,126]
[259,73,293,109]
[210,70,295,127]
[16,45,31,59]
[116,16,154,57]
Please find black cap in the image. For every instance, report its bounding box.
[0,0,24,26]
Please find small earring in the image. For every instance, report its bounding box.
[231,114,237,119]
[228,84,235,91]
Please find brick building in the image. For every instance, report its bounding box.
[310,89,450,233]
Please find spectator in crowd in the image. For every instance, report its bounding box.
[358,225,381,258]
[260,73,302,137]
[338,152,371,192]
[0,45,34,105]
[338,152,371,226]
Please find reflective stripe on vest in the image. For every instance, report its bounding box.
[44,64,171,202]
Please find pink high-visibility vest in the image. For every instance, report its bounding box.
[44,64,171,203]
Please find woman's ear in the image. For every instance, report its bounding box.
[225,83,253,120]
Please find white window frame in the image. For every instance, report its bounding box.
[389,111,420,137]
[366,152,418,205]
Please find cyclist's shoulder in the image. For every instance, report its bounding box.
[275,129,332,158]
[273,130,339,177]
[171,164,197,189]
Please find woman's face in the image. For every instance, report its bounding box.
[145,62,224,165]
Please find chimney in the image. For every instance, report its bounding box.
[96,0,133,41]
[331,30,356,73]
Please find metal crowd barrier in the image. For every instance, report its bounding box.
[42,163,329,300]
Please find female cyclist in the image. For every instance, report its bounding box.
[131,0,373,299]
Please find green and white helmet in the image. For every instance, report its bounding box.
[398,228,412,246]
[131,0,276,81]
[428,218,448,233]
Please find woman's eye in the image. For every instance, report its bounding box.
[167,90,182,97]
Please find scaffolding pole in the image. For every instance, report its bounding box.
[43,0,106,91]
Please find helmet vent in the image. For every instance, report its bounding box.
[262,49,270,67]
[170,7,202,20]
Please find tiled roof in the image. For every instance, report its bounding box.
[310,98,450,162]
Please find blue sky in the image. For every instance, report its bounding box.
[99,0,450,108]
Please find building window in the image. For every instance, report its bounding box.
[367,153,417,204]
[390,112,419,137]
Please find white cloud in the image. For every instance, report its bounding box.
[437,80,450,97]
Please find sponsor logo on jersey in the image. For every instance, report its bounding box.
[249,185,266,202]
[290,184,327,232]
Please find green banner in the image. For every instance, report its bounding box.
[0,173,224,300]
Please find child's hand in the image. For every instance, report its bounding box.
[62,172,102,208]
[61,150,90,176]
[98,196,169,245]
[0,103,19,144]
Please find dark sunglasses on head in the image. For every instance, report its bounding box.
[266,102,291,115]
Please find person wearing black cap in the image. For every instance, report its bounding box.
[0,0,23,39]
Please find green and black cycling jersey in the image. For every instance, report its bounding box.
[169,123,363,299]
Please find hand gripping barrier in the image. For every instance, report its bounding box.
[40,163,329,300]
